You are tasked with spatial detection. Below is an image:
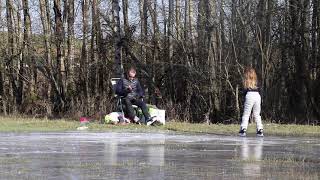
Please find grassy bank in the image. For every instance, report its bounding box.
[0,116,319,137]
[164,122,320,137]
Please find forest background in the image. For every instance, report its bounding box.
[0,0,319,124]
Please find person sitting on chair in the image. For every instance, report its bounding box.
[115,66,153,124]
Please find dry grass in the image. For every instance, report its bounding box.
[0,116,319,137]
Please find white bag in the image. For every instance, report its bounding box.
[105,112,130,124]
[149,108,166,125]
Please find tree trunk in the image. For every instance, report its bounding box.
[6,0,18,113]
[62,0,68,89]
[139,0,148,63]
[54,0,66,111]
[22,0,32,108]
[161,0,167,39]
[311,0,318,80]
[122,0,129,36]
[0,0,2,26]
[236,84,240,119]
[206,0,220,113]
[91,0,98,95]
[188,0,195,65]
[39,0,53,116]
[45,0,52,63]
[14,0,23,112]
[81,0,90,114]
[147,0,160,100]
[197,0,207,69]
[256,0,273,95]
[67,0,75,94]
[0,0,6,114]
[150,0,159,63]
[318,0,320,78]
[301,0,312,121]
[0,71,6,115]
[168,0,175,101]
[15,1,22,60]
[184,0,188,40]
[183,0,189,64]
[95,5,105,95]
[112,0,122,77]
[289,0,309,121]
[175,0,181,40]
[15,1,23,111]
[168,0,174,60]
[39,0,52,66]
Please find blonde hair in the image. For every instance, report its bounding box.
[244,67,258,89]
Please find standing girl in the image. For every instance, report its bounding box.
[239,68,264,137]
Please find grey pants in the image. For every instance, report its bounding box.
[240,92,263,130]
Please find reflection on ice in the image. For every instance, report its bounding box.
[0,132,319,179]
[104,133,165,166]
[240,138,263,178]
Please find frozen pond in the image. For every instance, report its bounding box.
[0,132,319,179]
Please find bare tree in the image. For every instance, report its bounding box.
[53,0,66,110]
[67,0,75,94]
[1,0,7,115]
[81,0,90,114]
[6,0,17,113]
[122,0,129,36]
[175,0,181,40]
[22,0,33,102]
[311,0,318,80]
[168,0,175,101]
[139,0,148,63]
[113,0,122,78]
[0,0,319,123]
[39,0,52,66]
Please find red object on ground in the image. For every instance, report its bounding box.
[80,117,89,123]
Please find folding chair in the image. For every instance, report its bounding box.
[111,78,123,112]
[110,78,140,122]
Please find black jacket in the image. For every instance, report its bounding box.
[115,78,144,99]
[243,87,260,96]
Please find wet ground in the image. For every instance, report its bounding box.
[0,132,319,180]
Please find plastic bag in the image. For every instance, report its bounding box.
[105,112,130,124]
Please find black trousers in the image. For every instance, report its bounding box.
[123,97,151,121]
